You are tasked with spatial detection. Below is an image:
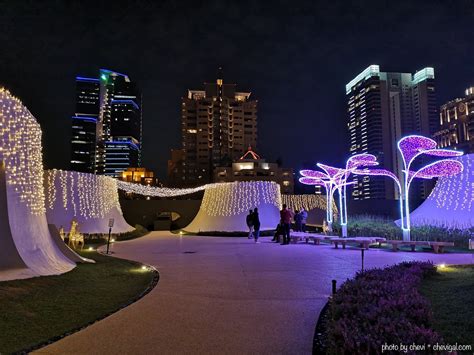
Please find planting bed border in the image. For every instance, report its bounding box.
[313,300,330,353]
[15,258,159,354]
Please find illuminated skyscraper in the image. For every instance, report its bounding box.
[346,65,437,201]
[169,72,258,186]
[70,69,142,177]
[70,76,100,173]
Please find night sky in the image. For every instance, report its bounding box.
[1,0,473,180]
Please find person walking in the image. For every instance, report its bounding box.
[300,208,308,232]
[246,210,254,239]
[252,207,261,243]
[280,204,292,245]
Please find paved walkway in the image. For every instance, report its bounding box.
[37,232,473,354]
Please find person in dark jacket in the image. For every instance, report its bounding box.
[300,208,308,232]
[294,210,303,232]
[272,220,284,243]
[246,210,254,239]
[252,207,261,243]
[280,204,293,245]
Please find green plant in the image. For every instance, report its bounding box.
[116,224,149,241]
[327,262,441,353]
[0,251,155,353]
[333,215,473,248]
[196,230,275,237]
[333,215,401,239]
[420,265,474,346]
[83,225,149,244]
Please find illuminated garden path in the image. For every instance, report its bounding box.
[37,232,473,354]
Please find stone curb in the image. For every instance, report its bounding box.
[15,255,160,355]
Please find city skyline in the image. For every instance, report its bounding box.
[70,69,142,177]
[1,1,474,180]
[1,2,474,352]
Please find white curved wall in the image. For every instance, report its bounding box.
[45,169,133,234]
[0,88,75,278]
[281,194,334,225]
[185,181,281,233]
[408,154,474,229]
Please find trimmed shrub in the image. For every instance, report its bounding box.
[196,230,275,237]
[333,215,473,247]
[327,262,442,353]
[411,225,473,248]
[117,224,149,241]
[83,225,149,244]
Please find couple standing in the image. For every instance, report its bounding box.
[246,208,261,243]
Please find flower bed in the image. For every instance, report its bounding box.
[327,262,442,353]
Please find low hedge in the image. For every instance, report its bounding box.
[196,230,275,237]
[333,215,473,248]
[116,224,149,241]
[84,224,149,244]
[327,262,442,353]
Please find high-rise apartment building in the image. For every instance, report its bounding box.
[70,69,142,177]
[70,76,100,173]
[346,65,437,201]
[433,86,474,154]
[170,73,258,186]
[167,148,186,187]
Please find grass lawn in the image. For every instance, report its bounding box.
[420,265,474,347]
[0,250,156,354]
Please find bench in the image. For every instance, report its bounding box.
[289,232,337,245]
[331,237,386,250]
[385,240,454,253]
[307,235,338,245]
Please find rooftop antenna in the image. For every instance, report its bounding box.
[217,66,223,86]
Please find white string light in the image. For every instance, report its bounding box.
[45,169,121,219]
[0,88,46,215]
[116,180,217,197]
[200,181,281,216]
[281,194,336,212]
[428,155,473,213]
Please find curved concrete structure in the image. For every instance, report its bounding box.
[48,224,94,264]
[185,181,281,232]
[45,170,133,234]
[281,194,333,226]
[0,162,27,270]
[0,88,76,280]
[408,154,474,229]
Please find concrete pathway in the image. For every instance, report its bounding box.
[37,232,474,354]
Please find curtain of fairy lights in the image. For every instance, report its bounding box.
[0,88,46,215]
[45,169,121,219]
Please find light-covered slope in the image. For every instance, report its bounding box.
[185,181,281,233]
[0,88,75,279]
[408,154,474,229]
[45,170,134,234]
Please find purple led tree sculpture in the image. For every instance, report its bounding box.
[340,154,379,236]
[299,154,378,236]
[316,163,353,236]
[299,171,336,232]
[353,135,464,241]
